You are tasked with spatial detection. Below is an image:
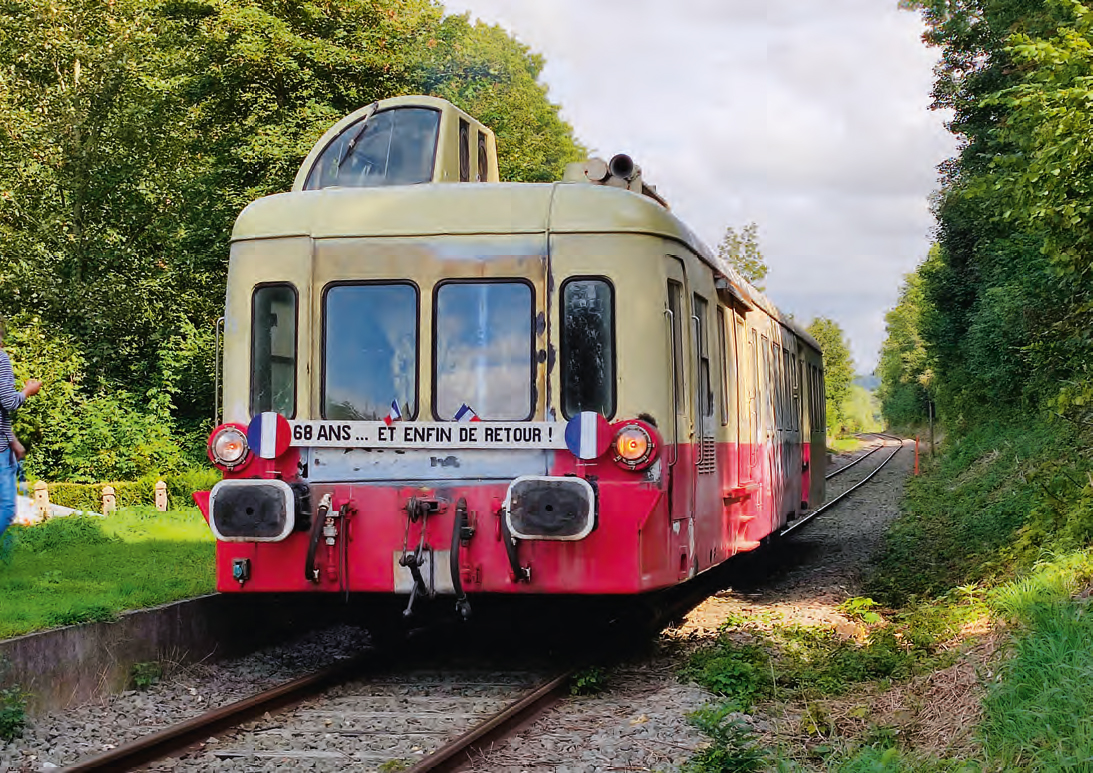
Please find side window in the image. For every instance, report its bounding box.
[477,131,489,182]
[250,284,297,417]
[694,295,713,419]
[792,353,800,432]
[435,281,533,420]
[717,307,729,426]
[762,335,773,427]
[781,347,790,430]
[323,283,418,420]
[561,279,615,419]
[459,118,470,182]
[668,281,685,414]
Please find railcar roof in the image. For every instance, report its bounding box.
[233,183,820,352]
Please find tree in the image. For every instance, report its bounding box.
[877,264,933,429]
[422,15,586,182]
[0,0,586,478]
[806,317,854,435]
[716,222,768,290]
[897,0,1073,426]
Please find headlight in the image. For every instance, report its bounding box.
[612,423,656,471]
[209,425,249,469]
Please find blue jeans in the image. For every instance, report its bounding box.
[0,449,16,537]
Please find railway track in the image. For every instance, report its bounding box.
[782,432,905,537]
[66,632,572,773]
[66,579,729,772]
[825,432,891,480]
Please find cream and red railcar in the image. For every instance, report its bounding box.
[195,96,826,614]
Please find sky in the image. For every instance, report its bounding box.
[441,0,956,373]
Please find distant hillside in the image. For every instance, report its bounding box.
[854,374,881,392]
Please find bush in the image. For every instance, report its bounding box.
[0,686,27,743]
[41,469,220,512]
[684,703,769,773]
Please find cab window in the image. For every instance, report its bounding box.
[561,278,615,419]
[304,107,440,190]
[323,283,418,420]
[250,284,297,417]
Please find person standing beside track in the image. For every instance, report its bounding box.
[0,319,40,557]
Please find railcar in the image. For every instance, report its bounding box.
[195,95,826,616]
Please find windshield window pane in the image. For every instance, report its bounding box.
[305,108,439,190]
[251,285,297,417]
[324,284,417,420]
[561,279,615,418]
[435,283,532,420]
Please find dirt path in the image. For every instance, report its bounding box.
[680,439,915,637]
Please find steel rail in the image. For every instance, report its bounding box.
[825,436,885,480]
[404,669,576,773]
[66,650,383,771]
[781,436,904,538]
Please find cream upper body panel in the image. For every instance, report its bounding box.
[231,181,814,354]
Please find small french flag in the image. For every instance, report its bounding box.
[453,403,481,422]
[384,400,403,426]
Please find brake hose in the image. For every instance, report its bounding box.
[305,496,330,584]
[450,498,472,619]
[500,510,530,583]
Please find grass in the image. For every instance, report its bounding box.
[678,601,986,772]
[679,604,964,714]
[0,507,214,639]
[975,552,1093,770]
[865,418,1075,605]
[829,436,865,455]
[682,415,1093,771]
[862,416,1093,770]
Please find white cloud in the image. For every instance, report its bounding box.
[443,0,955,370]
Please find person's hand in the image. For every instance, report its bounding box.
[11,437,25,461]
[21,379,41,398]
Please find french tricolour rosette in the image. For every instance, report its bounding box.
[563,411,612,460]
[247,412,293,459]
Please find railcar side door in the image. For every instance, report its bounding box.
[665,258,695,579]
[691,291,721,572]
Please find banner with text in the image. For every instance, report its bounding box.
[289,421,569,450]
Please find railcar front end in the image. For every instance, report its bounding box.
[198,194,693,609]
[194,96,826,615]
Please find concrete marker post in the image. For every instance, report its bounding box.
[33,480,49,521]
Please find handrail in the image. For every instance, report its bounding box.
[665,309,679,467]
[692,314,701,468]
[214,316,225,426]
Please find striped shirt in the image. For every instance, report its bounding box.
[0,351,24,451]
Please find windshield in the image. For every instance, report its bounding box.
[323,283,418,420]
[435,282,533,421]
[304,108,440,190]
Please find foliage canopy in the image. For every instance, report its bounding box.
[0,0,583,479]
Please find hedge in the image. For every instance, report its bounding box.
[42,469,221,512]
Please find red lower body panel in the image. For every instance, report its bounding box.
[198,437,817,596]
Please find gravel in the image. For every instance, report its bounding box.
[0,625,371,771]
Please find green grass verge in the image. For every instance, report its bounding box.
[866,418,1084,605]
[682,414,1093,771]
[828,437,865,455]
[979,553,1093,770]
[0,507,214,639]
